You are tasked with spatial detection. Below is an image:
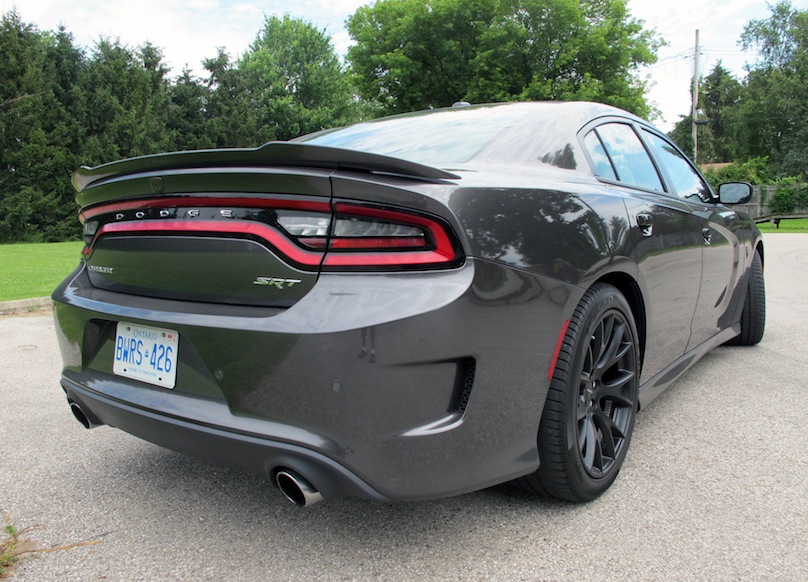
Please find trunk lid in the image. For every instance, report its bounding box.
[76,143,460,308]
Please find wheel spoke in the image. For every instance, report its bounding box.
[600,316,614,357]
[598,370,636,406]
[592,434,605,472]
[583,343,594,379]
[591,323,606,366]
[579,414,596,470]
[594,318,626,374]
[612,338,632,363]
[577,370,592,420]
[593,408,623,458]
[577,399,588,422]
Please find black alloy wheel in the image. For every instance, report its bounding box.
[517,283,640,502]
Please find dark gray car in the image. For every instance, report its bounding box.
[53,102,765,506]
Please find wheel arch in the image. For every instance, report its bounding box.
[592,271,646,376]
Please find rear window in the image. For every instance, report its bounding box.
[299,106,527,166]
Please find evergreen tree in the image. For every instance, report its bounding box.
[668,63,742,164]
[0,11,72,241]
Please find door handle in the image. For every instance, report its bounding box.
[636,213,653,237]
[702,228,712,245]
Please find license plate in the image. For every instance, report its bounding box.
[113,322,179,389]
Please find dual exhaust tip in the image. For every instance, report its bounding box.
[68,399,324,507]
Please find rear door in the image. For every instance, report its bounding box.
[582,121,703,384]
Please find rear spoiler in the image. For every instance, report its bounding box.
[73,142,460,192]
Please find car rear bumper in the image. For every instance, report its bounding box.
[61,376,391,502]
[53,259,575,501]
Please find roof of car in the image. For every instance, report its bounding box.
[299,101,647,171]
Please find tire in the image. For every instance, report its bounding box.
[517,283,640,502]
[726,250,765,346]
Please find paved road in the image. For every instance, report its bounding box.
[2,234,806,581]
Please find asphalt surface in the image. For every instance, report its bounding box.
[1,233,806,581]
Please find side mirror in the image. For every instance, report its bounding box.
[718,182,753,205]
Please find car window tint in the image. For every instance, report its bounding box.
[642,130,713,202]
[584,131,616,179]
[595,123,663,192]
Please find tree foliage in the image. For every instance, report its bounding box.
[346,0,661,117]
[239,16,358,141]
[732,1,808,178]
[668,63,743,164]
[0,11,359,243]
[8,1,807,243]
[700,157,772,189]
[0,13,86,241]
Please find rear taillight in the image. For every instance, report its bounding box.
[81,198,462,271]
[82,220,99,255]
[83,220,99,244]
[319,203,460,269]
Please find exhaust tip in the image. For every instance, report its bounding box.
[69,400,92,429]
[275,470,323,507]
[68,399,102,429]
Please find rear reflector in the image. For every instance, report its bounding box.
[548,319,571,381]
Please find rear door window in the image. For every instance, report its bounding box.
[585,123,663,192]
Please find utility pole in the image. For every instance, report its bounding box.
[691,29,700,162]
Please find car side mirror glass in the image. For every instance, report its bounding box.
[719,182,753,205]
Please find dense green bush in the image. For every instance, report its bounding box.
[701,157,772,189]
[769,177,808,213]
[770,186,796,214]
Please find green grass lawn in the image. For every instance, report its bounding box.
[0,241,84,302]
[757,218,808,233]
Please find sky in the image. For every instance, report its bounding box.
[1,0,800,131]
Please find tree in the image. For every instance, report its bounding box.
[238,15,359,142]
[33,26,90,240]
[0,12,86,241]
[82,39,174,164]
[1,10,367,242]
[668,63,742,164]
[699,64,743,162]
[165,68,216,151]
[346,0,661,117]
[727,1,808,178]
[347,0,500,113]
[742,0,806,69]
[202,48,257,148]
[0,11,46,241]
[0,12,190,242]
